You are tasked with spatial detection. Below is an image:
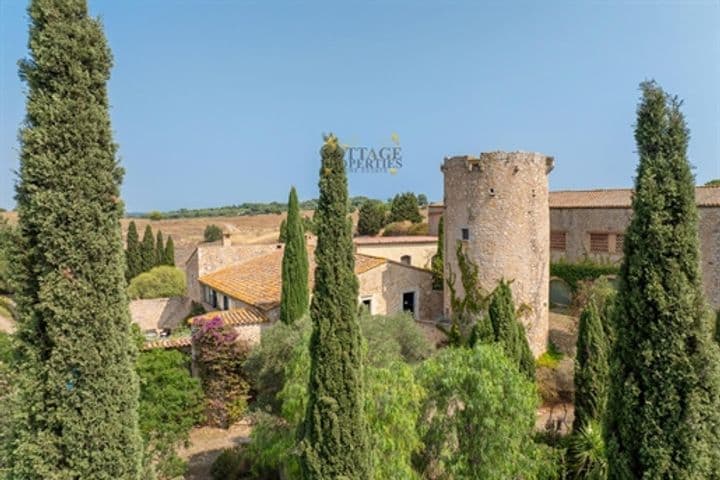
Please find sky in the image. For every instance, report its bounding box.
[1,1,719,212]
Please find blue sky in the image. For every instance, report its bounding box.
[1,1,718,212]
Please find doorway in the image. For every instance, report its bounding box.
[402,291,416,319]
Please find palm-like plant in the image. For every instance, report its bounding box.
[567,420,607,479]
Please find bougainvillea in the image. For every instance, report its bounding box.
[193,316,251,427]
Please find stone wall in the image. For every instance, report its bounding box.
[130,296,193,332]
[354,242,437,269]
[551,205,720,309]
[442,152,553,356]
[427,204,445,236]
[358,261,443,321]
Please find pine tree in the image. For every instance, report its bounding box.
[487,280,535,379]
[125,220,141,281]
[573,299,609,432]
[431,216,444,289]
[300,134,371,479]
[280,187,309,324]
[605,81,720,478]
[388,192,422,223]
[164,236,175,266]
[154,231,164,268]
[357,200,386,236]
[9,1,142,477]
[140,224,155,273]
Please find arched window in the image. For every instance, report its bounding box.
[400,255,411,265]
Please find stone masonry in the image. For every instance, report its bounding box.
[442,152,554,356]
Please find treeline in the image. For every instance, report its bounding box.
[133,193,429,220]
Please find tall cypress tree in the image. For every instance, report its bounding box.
[605,81,720,478]
[140,224,155,273]
[154,230,164,267]
[573,299,609,432]
[487,280,535,379]
[125,220,141,281]
[279,186,309,324]
[163,235,175,266]
[300,134,371,479]
[9,1,142,477]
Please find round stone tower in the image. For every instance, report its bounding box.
[442,151,554,356]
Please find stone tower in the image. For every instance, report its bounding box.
[442,151,554,356]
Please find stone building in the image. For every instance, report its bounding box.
[441,152,554,356]
[183,242,443,344]
[353,235,438,269]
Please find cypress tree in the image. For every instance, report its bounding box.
[164,235,175,266]
[278,218,288,243]
[125,220,141,281]
[605,81,720,478]
[487,280,535,379]
[140,224,155,273]
[573,299,609,432]
[300,134,371,479]
[154,231,164,267]
[279,186,309,324]
[9,1,142,477]
[431,216,444,289]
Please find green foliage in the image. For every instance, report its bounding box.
[550,259,619,292]
[163,235,175,266]
[302,215,316,235]
[127,266,186,299]
[443,241,493,347]
[280,187,309,324]
[388,192,423,224]
[210,448,247,480]
[125,220,142,281]
[0,332,15,477]
[488,280,536,379]
[137,349,204,479]
[0,218,14,294]
[357,199,387,236]
[416,344,542,479]
[573,300,609,433]
[154,231,164,268]
[140,224,157,273]
[704,179,720,186]
[537,341,564,368]
[417,193,428,206]
[300,134,371,478]
[278,218,287,243]
[431,216,444,290]
[204,223,224,242]
[605,81,720,478]
[9,1,143,476]
[716,310,720,344]
[567,420,607,480]
[147,211,163,221]
[193,316,251,428]
[359,311,434,366]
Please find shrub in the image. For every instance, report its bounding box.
[537,341,564,369]
[407,222,429,235]
[137,349,204,479]
[357,200,387,236]
[381,221,412,236]
[550,259,619,292]
[416,344,542,479]
[147,211,163,221]
[204,224,224,242]
[210,448,247,480]
[193,316,251,428]
[359,311,434,366]
[567,420,607,479]
[128,266,186,299]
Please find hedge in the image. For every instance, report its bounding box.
[550,259,619,292]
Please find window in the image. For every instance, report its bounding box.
[461,227,470,241]
[400,255,411,265]
[590,233,609,253]
[550,231,566,251]
[615,234,624,253]
[223,295,229,310]
[361,298,372,314]
[211,290,218,308]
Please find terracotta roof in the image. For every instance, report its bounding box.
[194,306,269,326]
[354,235,438,245]
[199,249,386,311]
[143,336,192,350]
[549,186,720,208]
